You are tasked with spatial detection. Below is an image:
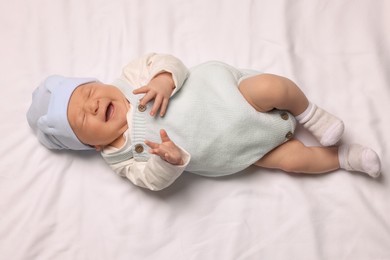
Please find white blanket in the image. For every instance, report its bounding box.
[1,0,389,259]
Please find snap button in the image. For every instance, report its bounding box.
[134,144,144,153]
[285,131,293,140]
[138,104,146,112]
[280,112,289,120]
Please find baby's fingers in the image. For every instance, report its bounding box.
[150,95,163,117]
[145,140,159,149]
[159,129,171,143]
[149,148,167,159]
[140,90,156,106]
[133,86,149,95]
[146,145,163,157]
[159,98,169,117]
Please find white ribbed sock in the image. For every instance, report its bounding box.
[296,103,344,146]
[296,102,316,123]
[338,144,381,178]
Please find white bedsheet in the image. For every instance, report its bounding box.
[1,0,389,259]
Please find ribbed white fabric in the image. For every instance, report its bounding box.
[300,105,344,146]
[338,144,381,178]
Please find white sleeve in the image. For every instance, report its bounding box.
[121,52,189,96]
[106,147,191,191]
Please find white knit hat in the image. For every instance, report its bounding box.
[27,75,96,150]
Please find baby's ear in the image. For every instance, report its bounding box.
[93,145,103,151]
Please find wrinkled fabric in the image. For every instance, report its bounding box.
[1,1,389,260]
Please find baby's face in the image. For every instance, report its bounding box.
[67,82,130,149]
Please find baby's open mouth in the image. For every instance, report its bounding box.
[105,103,114,122]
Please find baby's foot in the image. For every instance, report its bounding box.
[301,105,344,146]
[339,144,381,178]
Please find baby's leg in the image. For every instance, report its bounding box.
[255,139,339,174]
[239,74,344,146]
[238,74,309,115]
[255,139,381,177]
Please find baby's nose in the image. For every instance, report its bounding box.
[85,99,99,114]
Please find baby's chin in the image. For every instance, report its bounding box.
[106,132,127,149]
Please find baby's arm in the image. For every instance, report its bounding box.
[122,53,189,95]
[121,53,189,116]
[108,157,188,191]
[104,131,190,191]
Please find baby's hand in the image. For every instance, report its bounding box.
[133,72,175,117]
[145,129,184,165]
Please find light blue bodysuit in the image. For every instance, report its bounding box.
[103,61,296,176]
